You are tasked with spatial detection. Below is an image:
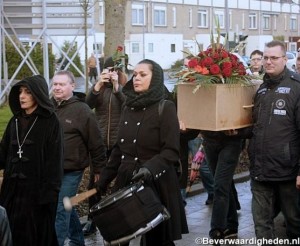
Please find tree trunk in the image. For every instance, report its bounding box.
[104,0,127,59]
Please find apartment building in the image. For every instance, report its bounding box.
[1,0,300,70]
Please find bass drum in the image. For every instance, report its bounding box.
[90,182,170,245]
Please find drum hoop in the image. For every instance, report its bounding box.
[103,207,170,246]
[90,181,144,213]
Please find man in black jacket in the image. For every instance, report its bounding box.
[249,40,300,242]
[52,70,107,246]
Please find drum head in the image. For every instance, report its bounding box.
[90,182,143,213]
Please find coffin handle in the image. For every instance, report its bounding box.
[243,104,254,109]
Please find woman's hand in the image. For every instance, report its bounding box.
[132,167,152,182]
[110,71,119,92]
[94,69,111,92]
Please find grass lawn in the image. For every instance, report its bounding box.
[0,104,12,139]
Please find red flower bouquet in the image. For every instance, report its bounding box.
[176,46,252,87]
[174,23,253,90]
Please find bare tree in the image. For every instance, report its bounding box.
[104,0,127,59]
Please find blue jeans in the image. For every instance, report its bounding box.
[55,171,85,246]
[251,179,300,240]
[0,206,12,246]
[203,137,242,233]
[188,138,214,195]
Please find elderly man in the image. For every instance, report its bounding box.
[52,70,107,246]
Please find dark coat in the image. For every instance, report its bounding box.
[99,59,188,242]
[86,83,125,150]
[52,95,107,173]
[0,75,63,246]
[248,68,300,180]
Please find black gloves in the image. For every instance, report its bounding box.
[94,181,106,195]
[132,167,152,182]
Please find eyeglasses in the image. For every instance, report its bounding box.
[251,58,262,62]
[262,56,285,62]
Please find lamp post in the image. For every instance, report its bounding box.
[225,0,229,50]
[79,0,90,94]
[142,0,145,59]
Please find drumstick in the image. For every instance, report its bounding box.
[63,188,97,211]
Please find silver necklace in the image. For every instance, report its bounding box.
[15,116,38,159]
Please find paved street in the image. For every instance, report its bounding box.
[78,178,286,246]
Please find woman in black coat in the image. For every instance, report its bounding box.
[0,75,63,246]
[97,59,188,245]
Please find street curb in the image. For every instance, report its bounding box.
[186,170,250,198]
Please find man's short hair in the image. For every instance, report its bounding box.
[54,70,76,84]
[250,50,263,59]
[265,40,286,54]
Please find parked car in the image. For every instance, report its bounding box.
[242,55,251,66]
[286,51,296,71]
[291,51,298,58]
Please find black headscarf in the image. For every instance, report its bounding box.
[122,59,165,109]
[9,75,54,117]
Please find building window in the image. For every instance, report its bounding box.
[132,43,139,53]
[290,17,297,31]
[263,15,270,30]
[154,6,166,26]
[99,1,104,24]
[171,44,175,53]
[189,9,192,28]
[148,43,154,53]
[214,10,225,28]
[197,9,208,28]
[249,13,257,29]
[172,7,176,27]
[93,43,103,54]
[132,4,144,25]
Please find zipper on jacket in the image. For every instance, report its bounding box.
[268,102,274,125]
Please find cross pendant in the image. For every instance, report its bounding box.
[17,148,23,159]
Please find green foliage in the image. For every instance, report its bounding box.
[4,37,56,79]
[273,35,285,42]
[57,40,84,77]
[0,104,12,139]
[170,59,184,70]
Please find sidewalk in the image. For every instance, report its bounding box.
[77,171,287,246]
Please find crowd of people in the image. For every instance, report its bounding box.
[0,40,300,246]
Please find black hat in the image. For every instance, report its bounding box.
[103,57,114,68]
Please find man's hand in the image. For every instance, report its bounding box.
[94,173,100,183]
[179,120,186,131]
[224,129,238,136]
[296,175,300,189]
